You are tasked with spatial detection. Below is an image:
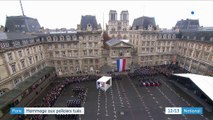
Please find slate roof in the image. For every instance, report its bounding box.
[180,30,213,43]
[132,16,156,30]
[121,10,128,14]
[80,15,98,30]
[109,10,117,13]
[106,39,121,46]
[106,39,131,47]
[0,32,36,41]
[5,16,41,33]
[175,19,199,30]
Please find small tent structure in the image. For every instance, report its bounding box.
[96,76,112,92]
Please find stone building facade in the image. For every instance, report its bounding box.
[0,11,212,96]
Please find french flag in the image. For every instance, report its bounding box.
[117,58,126,72]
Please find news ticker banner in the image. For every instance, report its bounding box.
[10,107,84,115]
[165,107,203,115]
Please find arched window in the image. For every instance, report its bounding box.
[172,34,176,39]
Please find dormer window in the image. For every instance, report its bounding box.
[87,23,92,31]
[201,37,205,41]
[172,34,176,39]
[168,34,171,39]
[158,34,162,39]
[163,34,167,39]
[187,36,190,39]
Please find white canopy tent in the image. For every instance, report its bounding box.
[96,76,112,92]
[174,73,213,101]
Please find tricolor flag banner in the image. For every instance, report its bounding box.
[116,58,126,72]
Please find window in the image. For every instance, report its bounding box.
[10,64,16,73]
[14,78,21,85]
[88,36,92,40]
[61,44,65,49]
[26,48,30,54]
[13,41,21,47]
[168,34,171,39]
[57,61,61,65]
[41,53,43,59]
[60,36,64,41]
[64,61,67,65]
[113,51,116,55]
[66,35,71,41]
[75,51,78,56]
[47,36,52,42]
[29,57,32,64]
[89,50,93,56]
[55,51,59,57]
[171,34,176,39]
[69,60,73,64]
[95,59,99,64]
[35,55,38,61]
[39,46,42,51]
[89,43,92,47]
[7,53,13,61]
[73,35,77,40]
[18,51,22,58]
[95,50,98,56]
[90,59,93,64]
[83,50,87,56]
[68,51,72,57]
[48,44,52,49]
[21,59,25,68]
[61,51,66,57]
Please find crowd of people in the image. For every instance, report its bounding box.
[128,66,158,79]
[17,75,99,120]
[55,86,87,120]
[16,65,190,120]
[154,65,189,78]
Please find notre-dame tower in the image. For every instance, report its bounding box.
[107,10,129,39]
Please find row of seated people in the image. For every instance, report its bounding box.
[112,74,122,81]
[76,70,101,74]
[154,65,189,78]
[67,99,82,107]
[72,87,87,102]
[17,82,67,120]
[55,86,87,120]
[128,66,158,79]
[136,78,161,87]
[64,75,101,84]
[55,114,79,120]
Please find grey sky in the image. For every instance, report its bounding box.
[0,1,213,29]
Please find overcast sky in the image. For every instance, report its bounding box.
[0,1,213,29]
